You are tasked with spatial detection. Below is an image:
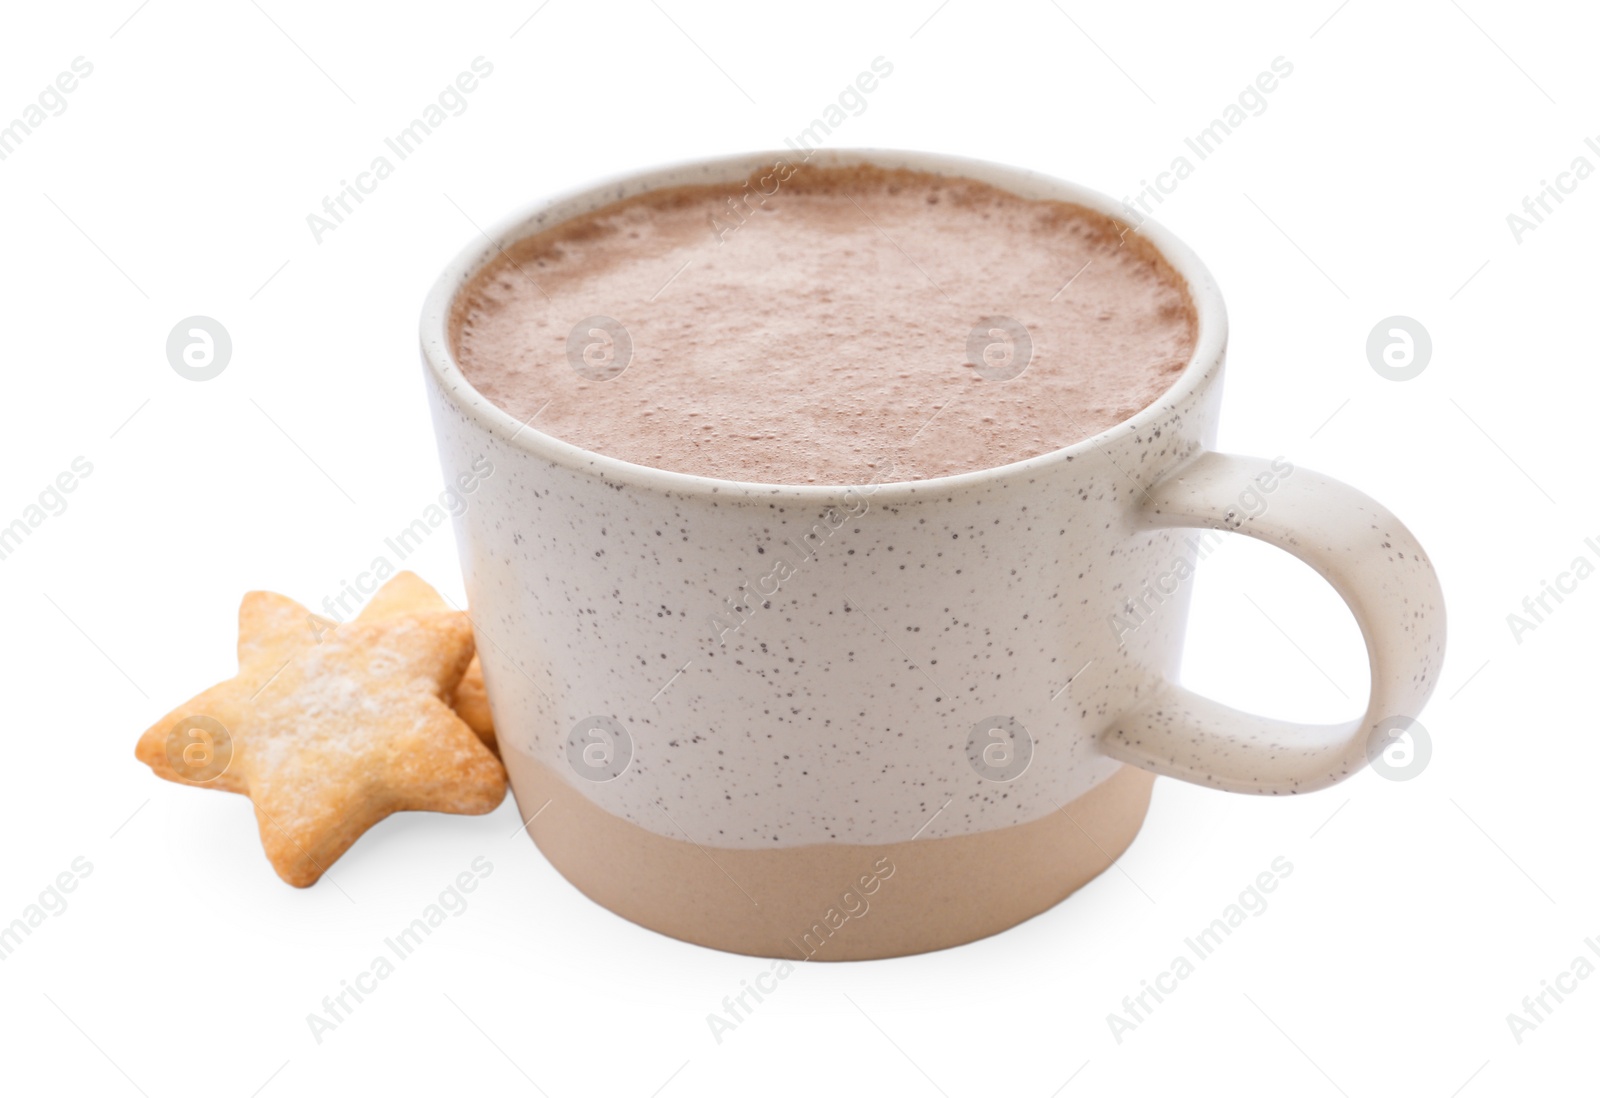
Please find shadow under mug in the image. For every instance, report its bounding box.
[420,149,1445,960]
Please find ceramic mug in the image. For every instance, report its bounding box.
[420,149,1445,960]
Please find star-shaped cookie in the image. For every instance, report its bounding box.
[356,572,497,755]
[137,574,499,795]
[134,580,505,886]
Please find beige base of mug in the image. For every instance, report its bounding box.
[514,756,1155,961]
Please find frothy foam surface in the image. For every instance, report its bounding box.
[451,166,1197,484]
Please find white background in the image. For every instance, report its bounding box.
[1,1,1595,1094]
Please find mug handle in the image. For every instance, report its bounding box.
[1100,451,1446,794]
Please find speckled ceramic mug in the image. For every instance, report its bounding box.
[420,149,1445,960]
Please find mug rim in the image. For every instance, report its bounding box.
[419,147,1228,501]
